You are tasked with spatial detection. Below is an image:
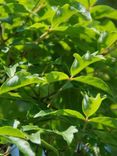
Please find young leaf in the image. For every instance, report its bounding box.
[7,137,35,156]
[89,117,117,128]
[70,53,105,77]
[34,109,85,120]
[73,76,112,94]
[82,93,106,117]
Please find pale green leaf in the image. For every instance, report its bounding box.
[82,93,106,117]
[8,137,35,156]
[29,131,41,144]
[56,126,78,145]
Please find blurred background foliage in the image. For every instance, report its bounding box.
[0,0,117,156]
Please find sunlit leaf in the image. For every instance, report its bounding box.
[82,93,106,117]
[70,53,105,77]
[0,126,27,139]
[52,4,77,27]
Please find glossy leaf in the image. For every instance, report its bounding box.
[70,53,105,77]
[0,71,45,94]
[82,93,106,117]
[73,76,112,94]
[34,109,85,120]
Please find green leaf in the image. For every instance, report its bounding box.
[70,52,105,77]
[4,63,18,78]
[0,126,27,139]
[0,71,45,94]
[82,93,106,117]
[98,31,117,50]
[8,136,35,156]
[89,117,117,128]
[56,126,78,145]
[73,76,112,94]
[26,23,48,30]
[91,5,117,20]
[73,2,92,20]
[52,4,77,27]
[29,131,41,144]
[34,109,85,120]
[45,71,69,83]
[22,125,40,131]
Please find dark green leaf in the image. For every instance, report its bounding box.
[73,76,112,94]
[89,117,117,128]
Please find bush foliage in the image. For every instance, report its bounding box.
[0,0,117,156]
